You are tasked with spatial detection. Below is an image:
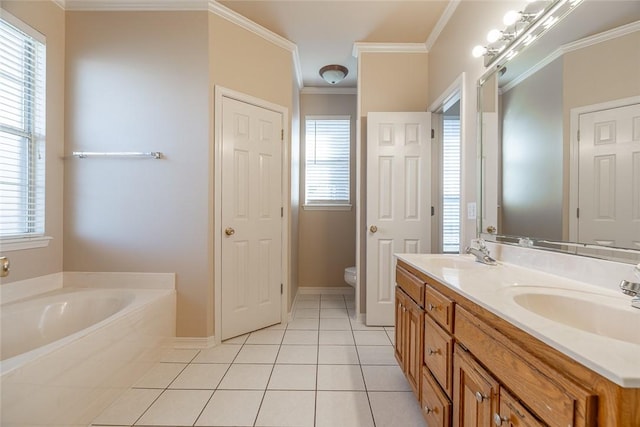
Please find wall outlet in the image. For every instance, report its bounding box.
[467,202,477,220]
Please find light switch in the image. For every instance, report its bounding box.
[467,202,477,220]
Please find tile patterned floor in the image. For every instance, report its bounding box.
[92,293,427,427]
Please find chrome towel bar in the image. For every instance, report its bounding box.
[72,151,162,159]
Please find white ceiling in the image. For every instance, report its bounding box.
[218,0,452,88]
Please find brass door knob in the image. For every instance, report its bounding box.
[225,227,235,236]
[369,225,378,233]
[486,225,497,234]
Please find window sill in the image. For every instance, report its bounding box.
[303,204,353,211]
[1,236,52,252]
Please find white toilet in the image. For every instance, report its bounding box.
[344,266,356,288]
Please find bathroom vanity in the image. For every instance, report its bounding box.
[394,254,640,427]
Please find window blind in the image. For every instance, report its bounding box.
[442,117,461,253]
[305,117,350,205]
[0,16,46,238]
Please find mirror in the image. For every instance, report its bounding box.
[479,1,640,262]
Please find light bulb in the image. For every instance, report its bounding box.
[472,45,487,58]
[503,10,521,26]
[487,29,502,43]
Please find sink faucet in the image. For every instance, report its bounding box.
[619,264,640,309]
[465,238,497,266]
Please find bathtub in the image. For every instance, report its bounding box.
[0,273,175,426]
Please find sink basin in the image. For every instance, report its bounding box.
[513,290,640,345]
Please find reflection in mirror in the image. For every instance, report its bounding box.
[479,1,640,262]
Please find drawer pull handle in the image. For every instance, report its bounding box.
[507,402,526,419]
[427,347,440,356]
[424,406,433,414]
[475,391,488,403]
[493,413,508,426]
[428,303,436,311]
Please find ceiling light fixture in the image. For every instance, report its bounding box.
[320,64,348,85]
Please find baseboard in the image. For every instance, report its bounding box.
[173,336,216,349]
[296,286,355,295]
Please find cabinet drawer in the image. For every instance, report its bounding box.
[425,285,454,333]
[424,314,453,397]
[498,388,546,427]
[396,266,425,307]
[421,367,452,427]
[455,306,597,427]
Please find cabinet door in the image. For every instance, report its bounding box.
[495,389,546,427]
[422,367,452,427]
[394,287,406,367]
[453,345,499,427]
[405,295,424,398]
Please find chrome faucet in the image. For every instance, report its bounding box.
[465,239,497,266]
[619,264,640,309]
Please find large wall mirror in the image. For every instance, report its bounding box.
[479,1,640,262]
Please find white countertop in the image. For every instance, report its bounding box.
[396,253,640,388]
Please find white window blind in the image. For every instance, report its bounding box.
[442,117,461,253]
[0,15,46,239]
[305,116,350,206]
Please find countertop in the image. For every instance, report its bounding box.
[395,253,640,388]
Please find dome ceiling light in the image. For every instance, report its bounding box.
[319,64,349,85]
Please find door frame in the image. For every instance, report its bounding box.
[214,86,289,345]
[568,95,640,242]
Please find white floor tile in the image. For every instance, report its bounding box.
[245,328,285,344]
[92,388,161,426]
[267,364,317,390]
[295,308,320,318]
[357,345,397,365]
[218,364,273,390]
[296,294,320,301]
[192,344,242,363]
[319,330,355,345]
[320,308,349,318]
[315,391,375,427]
[350,319,384,331]
[276,345,318,364]
[169,363,229,389]
[195,390,263,427]
[317,364,365,390]
[287,317,320,330]
[353,330,393,345]
[255,390,315,427]
[321,294,347,301]
[282,329,318,345]
[362,365,411,391]
[295,299,320,308]
[321,299,346,309]
[369,391,427,427]
[159,348,200,363]
[234,344,279,364]
[135,389,212,426]
[223,334,249,344]
[318,345,359,365]
[264,322,287,330]
[320,317,352,330]
[133,363,186,389]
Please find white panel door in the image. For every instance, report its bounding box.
[221,97,283,340]
[578,103,640,249]
[366,112,431,326]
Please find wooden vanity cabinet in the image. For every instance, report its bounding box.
[394,270,425,399]
[496,389,546,427]
[422,366,453,427]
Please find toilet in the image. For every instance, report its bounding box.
[344,266,356,287]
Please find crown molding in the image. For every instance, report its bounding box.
[425,0,460,51]
[502,20,640,93]
[64,0,208,10]
[301,87,357,95]
[52,0,66,9]
[352,42,427,58]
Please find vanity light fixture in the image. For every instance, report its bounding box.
[472,0,585,68]
[319,64,349,85]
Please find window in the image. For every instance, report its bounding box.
[304,116,351,208]
[0,14,46,244]
[442,116,461,253]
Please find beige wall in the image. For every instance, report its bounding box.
[289,80,300,307]
[299,93,357,287]
[358,51,429,311]
[64,11,212,337]
[1,1,65,283]
[428,1,514,248]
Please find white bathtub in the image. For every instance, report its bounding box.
[0,273,175,426]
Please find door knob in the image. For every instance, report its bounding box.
[225,227,235,236]
[486,225,497,234]
[493,413,508,426]
[475,391,488,403]
[369,225,378,233]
